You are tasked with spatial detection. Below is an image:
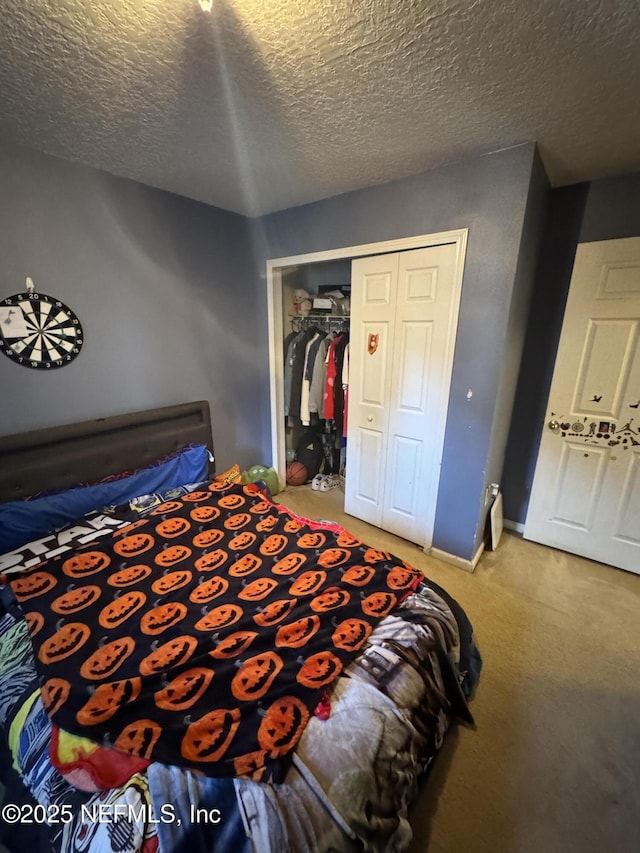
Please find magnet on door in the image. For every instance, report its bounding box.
[367,333,379,355]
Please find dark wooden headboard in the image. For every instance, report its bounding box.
[0,401,214,502]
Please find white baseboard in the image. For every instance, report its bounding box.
[429,540,485,573]
[503,518,525,535]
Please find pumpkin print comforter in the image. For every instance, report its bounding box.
[9,482,425,782]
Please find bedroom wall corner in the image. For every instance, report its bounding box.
[477,148,550,542]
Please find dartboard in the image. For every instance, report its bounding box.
[0,291,84,369]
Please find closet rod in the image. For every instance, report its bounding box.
[289,313,350,330]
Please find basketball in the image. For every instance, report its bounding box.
[286,461,308,486]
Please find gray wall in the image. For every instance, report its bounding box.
[483,152,549,534]
[253,143,539,560]
[0,142,266,471]
[502,170,640,525]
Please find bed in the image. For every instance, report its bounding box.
[0,401,481,853]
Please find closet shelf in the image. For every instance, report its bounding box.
[288,313,350,321]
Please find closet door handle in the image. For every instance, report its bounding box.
[367,415,373,422]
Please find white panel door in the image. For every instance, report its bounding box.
[524,237,640,574]
[345,244,460,546]
[344,253,397,529]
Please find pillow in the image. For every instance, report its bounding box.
[0,444,210,555]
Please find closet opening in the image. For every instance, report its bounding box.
[266,230,468,549]
[281,260,351,501]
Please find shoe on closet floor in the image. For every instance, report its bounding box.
[319,475,340,491]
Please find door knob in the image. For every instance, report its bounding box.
[367,415,373,422]
[548,420,560,432]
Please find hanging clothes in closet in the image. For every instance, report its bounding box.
[324,331,349,474]
[284,317,350,476]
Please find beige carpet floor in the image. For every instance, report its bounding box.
[276,483,640,853]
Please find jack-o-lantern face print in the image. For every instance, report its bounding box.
[115,719,162,760]
[194,550,228,572]
[271,552,307,575]
[155,544,192,567]
[190,505,221,524]
[41,677,71,715]
[181,491,211,503]
[257,696,309,755]
[155,667,215,711]
[361,591,397,617]
[150,500,183,516]
[63,551,111,578]
[228,531,257,550]
[309,587,350,612]
[224,512,252,531]
[24,611,45,636]
[275,615,320,649]
[80,637,136,680]
[209,630,257,660]
[336,531,361,547]
[289,570,327,596]
[207,480,231,492]
[297,532,326,549]
[231,651,283,701]
[331,617,372,651]
[218,493,246,510]
[253,598,296,627]
[155,517,191,539]
[77,677,142,726]
[12,571,57,601]
[260,533,287,557]
[284,519,302,533]
[317,547,351,568]
[189,575,229,604]
[386,565,418,590]
[255,515,278,533]
[114,520,148,538]
[99,590,146,629]
[296,650,342,688]
[194,604,243,632]
[238,577,278,601]
[340,564,375,587]
[228,554,262,577]
[250,500,273,515]
[151,570,193,595]
[363,548,391,564]
[192,528,225,548]
[140,601,188,635]
[139,635,198,675]
[107,564,152,587]
[38,622,91,664]
[234,749,268,781]
[113,534,155,559]
[51,584,101,614]
[181,707,241,763]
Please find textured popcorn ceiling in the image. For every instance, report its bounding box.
[0,0,639,216]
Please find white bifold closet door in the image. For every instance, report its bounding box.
[345,244,460,547]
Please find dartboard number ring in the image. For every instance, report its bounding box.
[0,292,84,369]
